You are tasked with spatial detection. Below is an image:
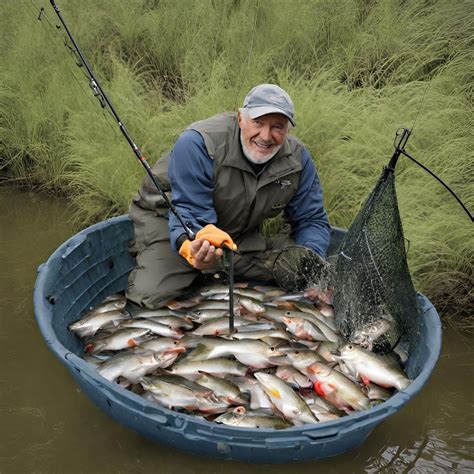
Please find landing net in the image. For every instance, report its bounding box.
[333,171,422,353]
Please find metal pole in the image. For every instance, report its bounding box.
[227,248,235,334]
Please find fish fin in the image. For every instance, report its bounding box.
[268,387,282,399]
[85,343,94,353]
[314,381,325,397]
[188,344,212,361]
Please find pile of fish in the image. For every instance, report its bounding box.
[68,283,412,429]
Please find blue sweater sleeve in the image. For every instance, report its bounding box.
[168,130,216,253]
[285,147,330,257]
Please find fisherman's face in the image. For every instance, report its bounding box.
[238,112,289,164]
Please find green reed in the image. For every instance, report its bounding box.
[1,0,472,321]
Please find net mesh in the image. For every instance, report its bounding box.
[273,246,330,293]
[333,171,422,353]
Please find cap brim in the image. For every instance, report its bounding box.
[247,106,296,127]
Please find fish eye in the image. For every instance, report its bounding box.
[294,351,300,355]
[270,347,275,351]
[348,344,353,350]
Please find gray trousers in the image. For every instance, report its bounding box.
[125,206,293,309]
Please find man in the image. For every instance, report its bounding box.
[126,84,330,309]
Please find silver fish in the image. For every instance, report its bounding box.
[351,318,393,351]
[97,351,174,382]
[275,365,312,389]
[205,288,267,302]
[336,343,411,391]
[253,372,317,426]
[130,308,189,319]
[232,376,274,411]
[83,299,127,315]
[133,337,187,354]
[306,362,371,411]
[103,293,127,303]
[231,328,291,341]
[169,357,248,378]
[192,300,235,312]
[118,319,183,339]
[189,308,234,323]
[198,282,249,298]
[192,316,254,336]
[195,373,247,404]
[271,349,326,373]
[163,295,203,310]
[148,373,216,398]
[188,339,284,369]
[140,376,229,413]
[232,296,266,314]
[362,383,393,401]
[68,309,130,338]
[85,328,151,354]
[214,410,292,429]
[282,316,327,342]
[292,301,338,331]
[316,341,340,362]
[315,302,334,318]
[146,315,194,330]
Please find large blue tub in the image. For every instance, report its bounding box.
[33,215,442,463]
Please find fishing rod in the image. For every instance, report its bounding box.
[383,127,473,222]
[47,0,195,240]
[44,0,238,332]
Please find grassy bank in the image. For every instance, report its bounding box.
[1,0,472,324]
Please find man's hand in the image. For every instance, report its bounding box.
[179,224,236,269]
[186,239,224,269]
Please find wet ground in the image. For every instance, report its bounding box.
[1,186,473,473]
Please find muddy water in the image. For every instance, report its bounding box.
[1,187,473,473]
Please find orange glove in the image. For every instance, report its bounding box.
[178,239,196,266]
[178,224,237,267]
[195,224,237,251]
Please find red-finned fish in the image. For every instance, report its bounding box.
[336,343,411,391]
[85,328,151,354]
[306,362,370,411]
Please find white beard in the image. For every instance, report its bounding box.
[240,132,281,164]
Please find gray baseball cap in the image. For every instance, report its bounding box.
[243,84,296,126]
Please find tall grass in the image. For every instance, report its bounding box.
[1,0,472,323]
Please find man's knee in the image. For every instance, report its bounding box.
[126,242,198,309]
